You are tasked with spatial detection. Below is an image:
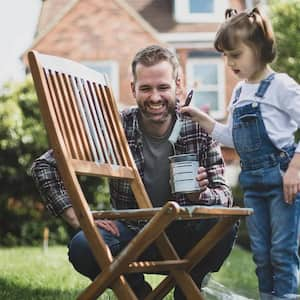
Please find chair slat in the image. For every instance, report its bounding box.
[71,159,135,179]
[127,259,189,273]
[86,81,117,164]
[45,69,72,156]
[100,84,129,166]
[70,76,101,163]
[92,83,123,165]
[63,74,93,160]
[56,72,82,159]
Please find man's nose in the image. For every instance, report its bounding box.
[150,89,161,101]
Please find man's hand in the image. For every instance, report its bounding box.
[196,166,209,191]
[62,207,80,229]
[95,220,120,236]
[62,207,120,236]
[186,167,209,202]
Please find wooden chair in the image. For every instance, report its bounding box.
[28,50,252,300]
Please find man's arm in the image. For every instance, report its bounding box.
[198,139,233,207]
[31,150,80,228]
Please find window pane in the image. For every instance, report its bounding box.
[189,0,214,13]
[194,91,218,111]
[192,64,217,85]
[89,65,112,80]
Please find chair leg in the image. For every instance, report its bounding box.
[151,217,238,298]
[79,202,180,299]
[78,275,137,300]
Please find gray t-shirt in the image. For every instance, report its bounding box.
[142,127,173,207]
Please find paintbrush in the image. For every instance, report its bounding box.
[168,89,193,145]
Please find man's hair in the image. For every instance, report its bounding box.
[214,7,276,64]
[131,45,179,80]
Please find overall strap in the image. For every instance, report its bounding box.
[232,87,242,104]
[255,73,276,98]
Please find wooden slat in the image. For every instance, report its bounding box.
[92,205,253,220]
[56,72,81,159]
[44,69,72,156]
[127,259,189,273]
[71,159,135,179]
[93,83,122,165]
[71,76,101,163]
[85,81,116,164]
[61,73,88,160]
[97,84,127,166]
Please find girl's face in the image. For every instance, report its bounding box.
[224,42,266,83]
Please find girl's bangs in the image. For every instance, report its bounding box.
[215,27,241,52]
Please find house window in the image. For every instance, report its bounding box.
[174,0,228,23]
[83,61,119,100]
[186,57,225,119]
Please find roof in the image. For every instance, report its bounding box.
[126,0,220,33]
[32,0,162,50]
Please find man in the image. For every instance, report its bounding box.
[31,45,237,299]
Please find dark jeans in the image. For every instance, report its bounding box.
[68,218,238,299]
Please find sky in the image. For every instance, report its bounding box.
[0,0,42,85]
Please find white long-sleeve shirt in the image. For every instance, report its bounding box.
[212,73,300,153]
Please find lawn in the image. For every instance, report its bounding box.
[0,245,258,299]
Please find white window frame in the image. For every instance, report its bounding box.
[174,0,228,23]
[186,57,225,119]
[82,60,119,100]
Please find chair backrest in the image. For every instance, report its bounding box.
[28,50,152,269]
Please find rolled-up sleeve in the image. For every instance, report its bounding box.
[199,139,233,207]
[31,150,72,216]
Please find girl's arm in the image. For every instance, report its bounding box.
[283,152,300,204]
[180,106,215,133]
[180,106,235,148]
[278,75,300,204]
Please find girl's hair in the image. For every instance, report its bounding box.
[214,7,276,64]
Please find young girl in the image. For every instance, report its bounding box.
[181,7,300,299]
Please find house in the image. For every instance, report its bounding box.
[25,0,264,185]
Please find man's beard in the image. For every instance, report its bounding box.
[138,100,175,124]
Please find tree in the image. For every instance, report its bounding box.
[270,0,300,142]
[270,0,300,83]
[0,77,109,245]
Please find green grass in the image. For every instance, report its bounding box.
[0,245,258,299]
[213,246,258,299]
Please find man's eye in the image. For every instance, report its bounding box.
[140,87,150,92]
[159,86,169,90]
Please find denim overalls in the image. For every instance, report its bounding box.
[232,74,300,299]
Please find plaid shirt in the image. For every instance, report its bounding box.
[31,107,232,217]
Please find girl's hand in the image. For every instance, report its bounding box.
[95,220,120,236]
[283,154,300,204]
[179,106,216,134]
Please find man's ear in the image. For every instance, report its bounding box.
[131,82,136,98]
[175,75,185,102]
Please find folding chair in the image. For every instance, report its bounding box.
[28,50,252,300]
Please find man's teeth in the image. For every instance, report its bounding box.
[149,103,163,110]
